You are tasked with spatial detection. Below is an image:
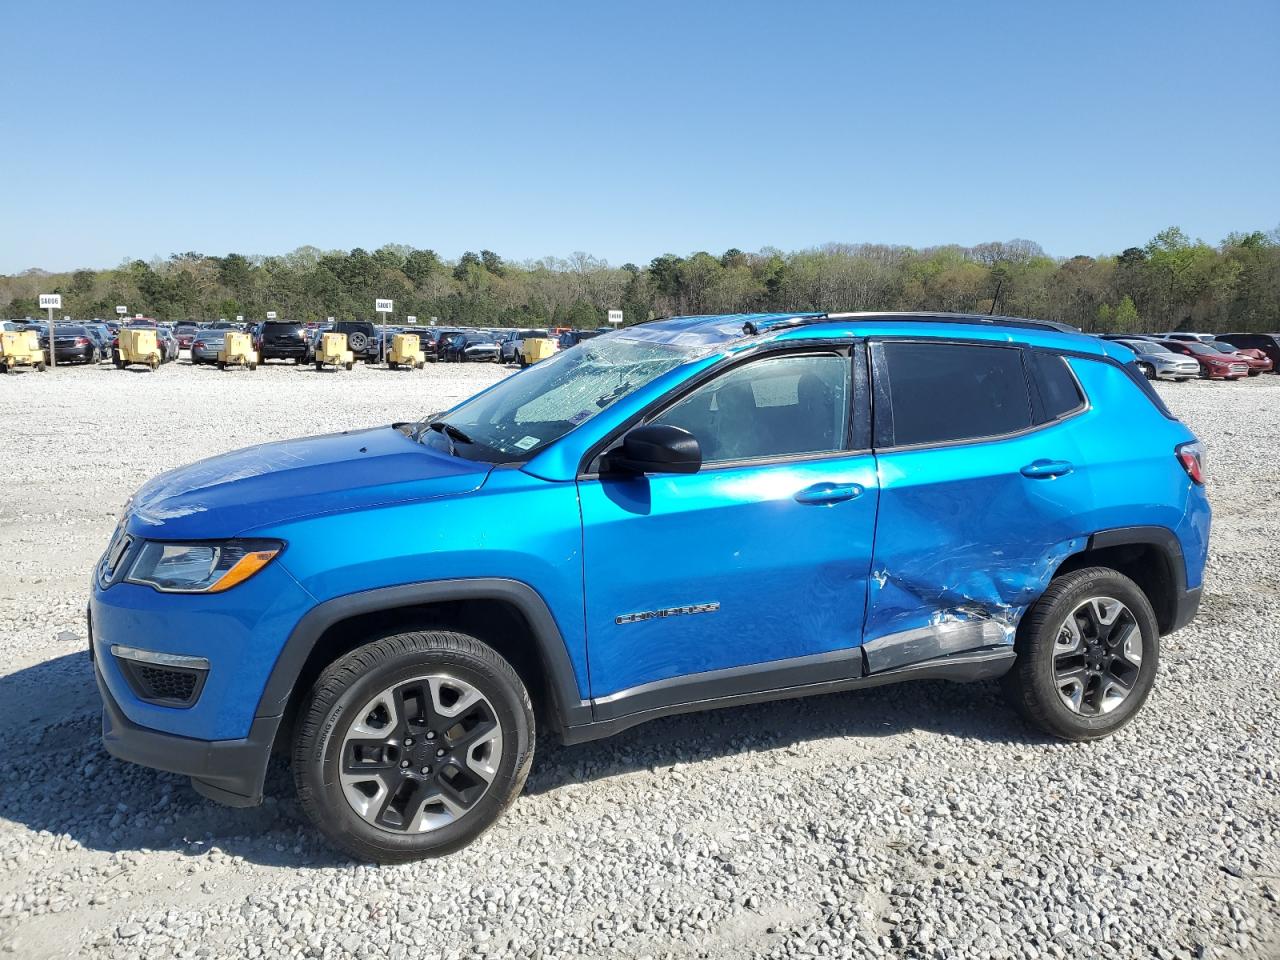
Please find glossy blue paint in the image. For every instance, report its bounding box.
[124,426,489,540]
[90,561,316,738]
[579,453,880,696]
[90,312,1211,750]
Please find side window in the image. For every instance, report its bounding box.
[1029,351,1085,421]
[651,353,852,464]
[876,341,1032,447]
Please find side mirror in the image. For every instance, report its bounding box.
[604,424,701,475]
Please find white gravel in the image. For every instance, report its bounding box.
[0,360,1277,960]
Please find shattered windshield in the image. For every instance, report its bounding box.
[421,336,698,462]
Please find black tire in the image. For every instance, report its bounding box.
[315,361,323,371]
[389,361,399,370]
[348,332,369,352]
[1138,362,1155,380]
[345,361,353,371]
[217,361,226,370]
[1002,566,1159,741]
[292,630,534,864]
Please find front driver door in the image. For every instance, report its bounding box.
[577,347,880,715]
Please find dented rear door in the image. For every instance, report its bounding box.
[864,340,1090,671]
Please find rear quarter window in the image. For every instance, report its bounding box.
[1029,351,1086,421]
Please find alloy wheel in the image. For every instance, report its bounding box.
[1052,597,1142,716]
[339,674,503,833]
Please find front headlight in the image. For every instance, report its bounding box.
[125,539,282,593]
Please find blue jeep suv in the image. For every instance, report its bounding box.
[89,312,1210,862]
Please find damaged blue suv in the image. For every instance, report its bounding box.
[90,312,1210,862]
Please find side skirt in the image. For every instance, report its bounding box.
[562,646,1015,745]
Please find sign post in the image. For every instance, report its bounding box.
[39,294,62,368]
[375,298,393,361]
[607,309,624,327]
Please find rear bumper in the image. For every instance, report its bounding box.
[261,344,308,359]
[95,658,277,807]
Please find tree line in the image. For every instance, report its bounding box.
[3,226,1278,333]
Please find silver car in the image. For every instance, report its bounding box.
[190,329,227,365]
[1115,339,1200,381]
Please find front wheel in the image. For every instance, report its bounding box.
[1138,362,1155,380]
[1002,567,1159,741]
[292,630,534,863]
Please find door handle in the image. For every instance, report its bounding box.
[794,482,863,505]
[1020,459,1074,479]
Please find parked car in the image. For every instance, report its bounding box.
[1112,339,1200,381]
[156,328,179,363]
[557,329,605,349]
[423,329,463,362]
[1156,339,1248,379]
[1205,340,1272,375]
[440,332,497,362]
[82,322,115,360]
[91,311,1209,862]
[39,324,99,364]
[189,330,228,365]
[1162,332,1216,343]
[254,320,311,364]
[173,323,201,351]
[1216,332,1280,371]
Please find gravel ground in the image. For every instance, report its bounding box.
[0,359,1277,960]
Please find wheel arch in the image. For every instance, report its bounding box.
[1052,526,1190,636]
[257,579,590,752]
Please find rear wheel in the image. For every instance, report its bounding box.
[1003,567,1158,741]
[315,361,323,371]
[293,630,534,863]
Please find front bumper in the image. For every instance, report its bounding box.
[95,657,277,806]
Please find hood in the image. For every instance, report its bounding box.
[125,426,491,539]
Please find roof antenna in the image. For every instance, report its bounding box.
[988,278,1004,316]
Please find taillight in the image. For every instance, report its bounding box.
[1176,441,1205,485]
[194,340,205,349]
[76,337,89,345]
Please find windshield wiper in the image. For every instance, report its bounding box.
[430,421,474,444]
[422,420,475,456]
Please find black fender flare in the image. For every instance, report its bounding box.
[253,578,592,731]
[1079,525,1197,633]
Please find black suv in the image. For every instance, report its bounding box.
[330,321,384,363]
[255,321,311,364]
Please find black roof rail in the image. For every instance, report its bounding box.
[742,311,1080,337]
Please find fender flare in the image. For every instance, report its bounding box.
[1079,525,1196,633]
[253,578,591,731]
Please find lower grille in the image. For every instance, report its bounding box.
[111,645,209,707]
[133,664,200,703]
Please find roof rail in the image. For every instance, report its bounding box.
[741,311,1080,337]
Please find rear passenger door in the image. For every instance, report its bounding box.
[864,340,1091,672]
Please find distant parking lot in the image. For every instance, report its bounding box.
[0,364,1277,959]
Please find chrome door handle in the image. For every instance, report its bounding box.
[794,482,863,505]
[1020,459,1074,479]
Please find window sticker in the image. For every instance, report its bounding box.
[513,435,540,451]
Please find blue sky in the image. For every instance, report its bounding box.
[4,0,1278,273]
